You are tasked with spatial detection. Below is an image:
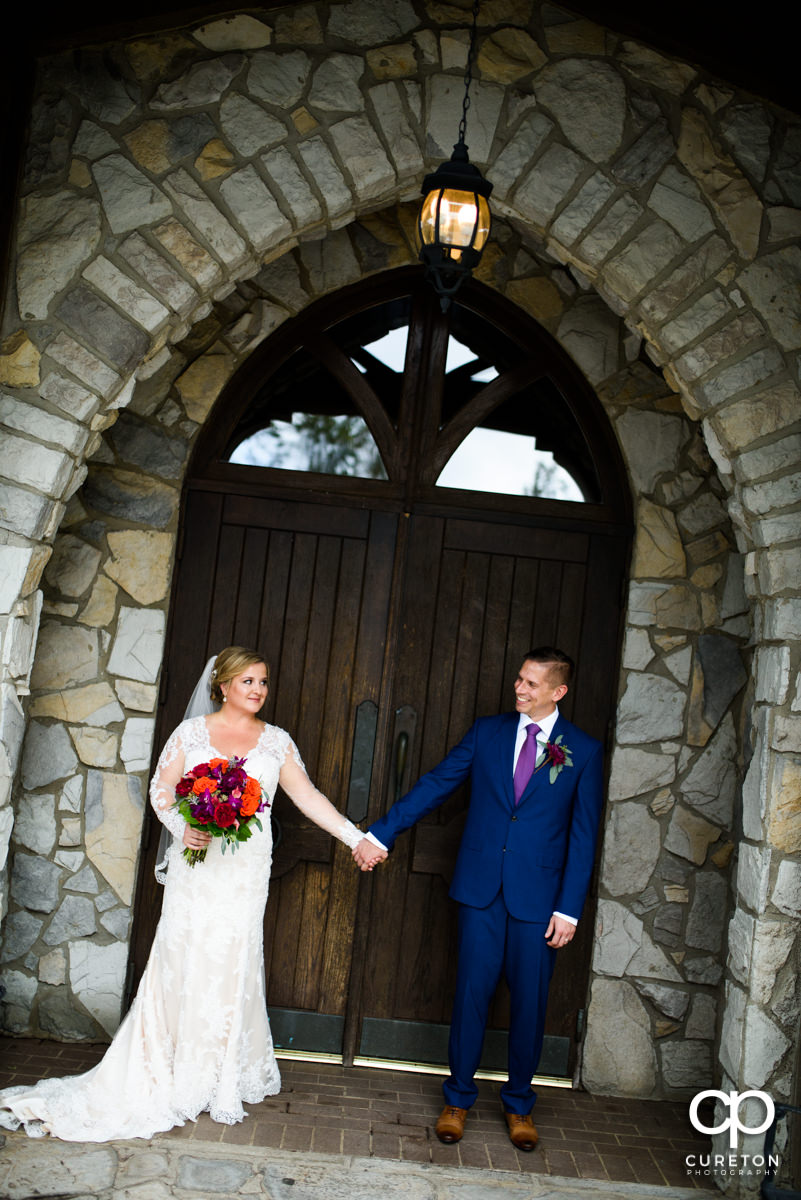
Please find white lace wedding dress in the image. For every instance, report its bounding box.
[0,716,363,1142]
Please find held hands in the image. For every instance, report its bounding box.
[545,914,576,949]
[353,837,388,872]
[183,825,211,851]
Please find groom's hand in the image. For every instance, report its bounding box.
[353,837,387,871]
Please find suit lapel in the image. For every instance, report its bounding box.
[498,713,518,808]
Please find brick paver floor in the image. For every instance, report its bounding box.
[0,1037,715,1189]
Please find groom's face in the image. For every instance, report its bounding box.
[514,660,568,721]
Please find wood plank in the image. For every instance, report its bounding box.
[445,518,588,562]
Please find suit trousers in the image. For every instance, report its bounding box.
[443,889,556,1114]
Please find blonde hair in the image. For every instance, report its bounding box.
[210,646,270,705]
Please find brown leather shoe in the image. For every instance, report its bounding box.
[436,1104,467,1143]
[504,1109,539,1151]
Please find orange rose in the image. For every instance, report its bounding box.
[208,757,228,770]
[192,776,216,795]
[239,777,262,817]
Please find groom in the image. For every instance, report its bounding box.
[353,646,604,1151]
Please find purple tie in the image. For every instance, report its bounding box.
[513,723,541,805]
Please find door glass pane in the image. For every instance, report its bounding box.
[230,412,387,479]
[438,427,583,500]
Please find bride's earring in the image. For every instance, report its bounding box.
[222,693,227,702]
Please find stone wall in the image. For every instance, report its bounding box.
[0,0,799,1173]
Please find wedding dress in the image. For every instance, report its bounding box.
[0,715,363,1142]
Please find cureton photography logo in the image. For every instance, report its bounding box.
[685,1089,779,1179]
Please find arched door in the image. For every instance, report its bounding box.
[131,268,631,1078]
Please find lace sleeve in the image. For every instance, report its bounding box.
[149,724,187,840]
[278,737,364,850]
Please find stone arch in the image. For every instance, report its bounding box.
[1,2,799,1120]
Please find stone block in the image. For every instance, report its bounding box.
[44,894,96,945]
[749,918,796,1006]
[612,120,675,186]
[108,607,165,685]
[684,956,723,986]
[247,49,310,107]
[163,170,247,268]
[605,220,684,302]
[742,1005,791,1090]
[64,864,99,894]
[174,345,235,424]
[771,859,801,918]
[30,622,99,694]
[69,938,128,1035]
[275,7,324,44]
[737,432,801,487]
[489,112,552,203]
[10,851,63,913]
[32,682,123,727]
[121,717,156,771]
[616,672,685,744]
[0,433,74,497]
[368,83,423,178]
[108,412,187,480]
[550,171,615,246]
[535,60,625,163]
[262,147,322,229]
[44,333,122,398]
[152,54,243,110]
[42,535,101,600]
[764,599,801,642]
[85,771,145,904]
[118,233,198,314]
[648,165,715,241]
[556,296,621,384]
[686,872,728,952]
[0,330,40,387]
[16,191,102,321]
[660,1041,713,1091]
[83,466,178,528]
[742,471,801,518]
[738,246,801,351]
[0,970,37,1032]
[219,165,293,252]
[70,726,119,768]
[194,138,236,181]
[478,27,545,81]
[632,500,686,579]
[601,801,661,896]
[659,289,731,355]
[38,947,66,984]
[727,906,755,984]
[114,679,158,712]
[300,230,361,295]
[755,645,791,706]
[328,0,417,42]
[178,1157,253,1194]
[515,143,585,228]
[21,720,80,791]
[58,285,150,374]
[634,981,690,1019]
[60,816,82,847]
[678,109,762,258]
[219,93,286,157]
[37,989,99,1040]
[759,544,801,595]
[582,978,657,1096]
[664,646,692,686]
[92,155,172,234]
[12,793,56,855]
[82,257,169,333]
[80,576,119,628]
[329,116,396,200]
[618,40,697,94]
[0,910,43,962]
[100,906,131,939]
[578,196,643,267]
[103,530,174,606]
[193,14,271,50]
[664,805,720,865]
[298,138,353,219]
[765,753,801,854]
[621,628,653,671]
[309,53,363,112]
[685,993,717,1040]
[0,395,87,458]
[680,714,738,827]
[367,41,416,78]
[608,746,677,799]
[639,235,730,324]
[615,409,687,494]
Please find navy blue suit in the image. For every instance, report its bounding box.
[369,710,604,1112]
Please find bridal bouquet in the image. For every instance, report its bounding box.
[172,756,269,866]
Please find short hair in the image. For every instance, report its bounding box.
[523,646,574,687]
[210,645,270,705]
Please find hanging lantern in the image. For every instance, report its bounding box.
[418,0,492,310]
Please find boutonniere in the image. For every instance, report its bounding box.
[544,735,573,784]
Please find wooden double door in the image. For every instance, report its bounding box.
[131,271,630,1077]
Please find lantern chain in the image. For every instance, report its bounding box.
[457,0,481,149]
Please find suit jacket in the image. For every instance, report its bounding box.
[369,712,604,923]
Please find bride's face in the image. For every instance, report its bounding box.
[222,662,269,714]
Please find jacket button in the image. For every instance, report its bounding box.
[511,815,518,821]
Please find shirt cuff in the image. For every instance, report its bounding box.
[365,832,388,851]
[553,911,578,926]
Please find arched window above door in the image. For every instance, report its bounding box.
[204,268,628,523]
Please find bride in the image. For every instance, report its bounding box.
[0,645,378,1142]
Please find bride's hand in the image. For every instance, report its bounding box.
[183,826,211,849]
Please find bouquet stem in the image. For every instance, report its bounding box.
[183,847,208,867]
